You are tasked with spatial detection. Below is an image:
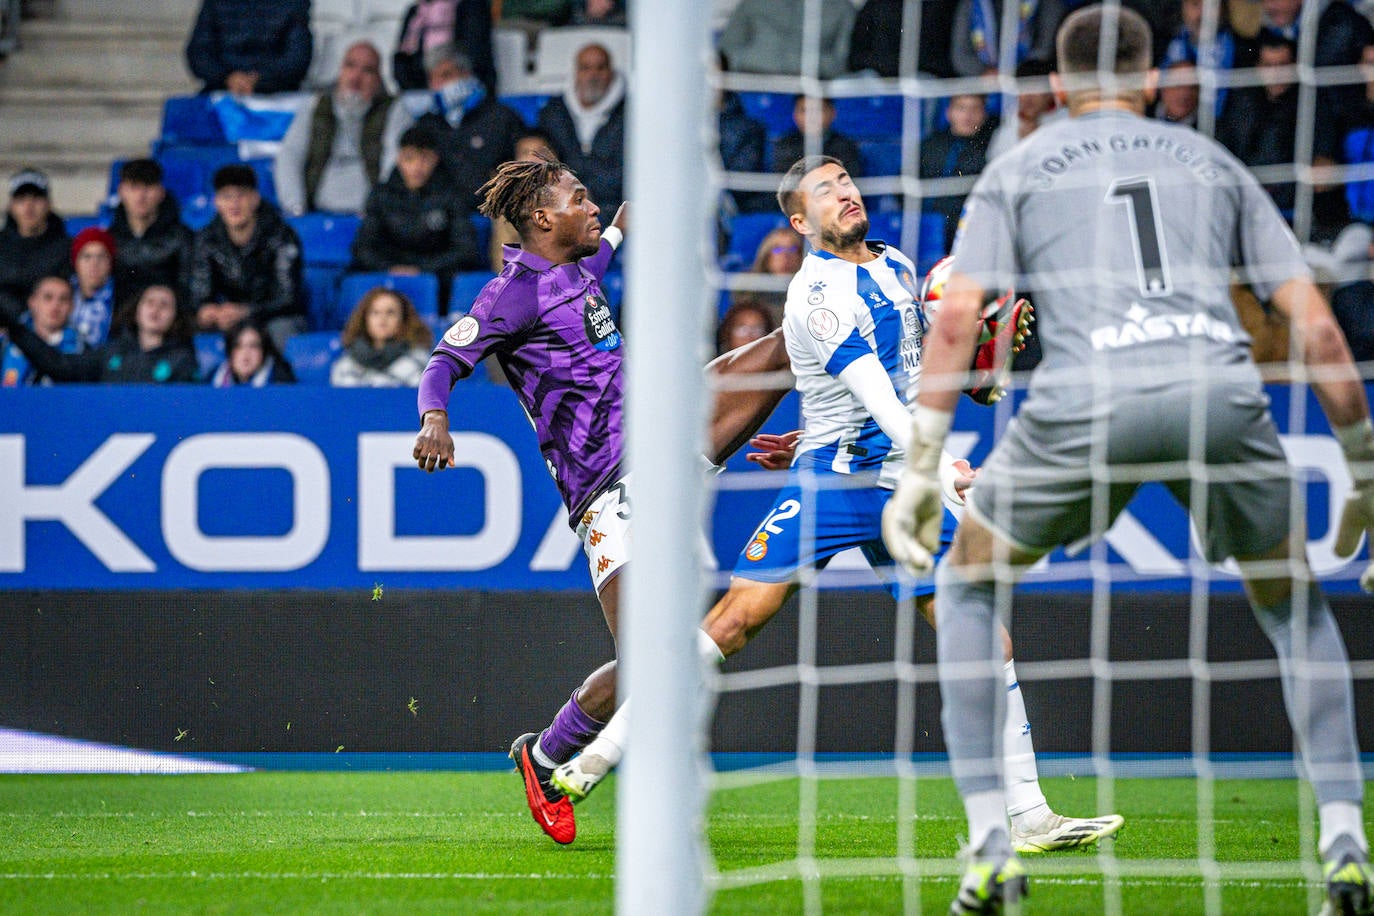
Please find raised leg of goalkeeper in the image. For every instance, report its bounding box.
[934,514,1048,858]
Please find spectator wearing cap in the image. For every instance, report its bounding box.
[391,0,496,93]
[189,164,306,348]
[108,159,193,306]
[275,40,413,218]
[0,168,70,303]
[349,125,483,312]
[537,42,626,211]
[413,44,525,211]
[69,227,117,348]
[185,0,312,95]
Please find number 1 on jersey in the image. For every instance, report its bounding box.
[1107,176,1172,298]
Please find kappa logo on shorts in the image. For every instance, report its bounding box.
[587,529,604,547]
[807,308,839,341]
[581,510,595,527]
[596,556,614,573]
[744,538,768,561]
[444,316,480,348]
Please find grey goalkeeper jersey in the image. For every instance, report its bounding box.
[950,108,1310,422]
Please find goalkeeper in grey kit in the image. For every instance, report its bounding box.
[883,6,1374,915]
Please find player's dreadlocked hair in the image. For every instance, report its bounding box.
[477,153,569,232]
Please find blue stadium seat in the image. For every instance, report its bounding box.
[283,331,342,385]
[915,211,948,276]
[736,92,796,140]
[194,332,226,378]
[156,144,240,211]
[600,269,623,311]
[447,271,496,315]
[304,264,344,330]
[289,213,361,267]
[159,95,226,146]
[868,211,902,246]
[1345,127,1374,223]
[244,157,278,206]
[833,95,907,141]
[182,201,217,230]
[501,93,552,127]
[860,140,903,177]
[723,212,790,271]
[469,213,492,256]
[338,272,441,325]
[64,214,104,236]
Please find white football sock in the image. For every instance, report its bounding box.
[576,630,724,768]
[1002,660,1049,823]
[1320,801,1369,858]
[965,789,1012,855]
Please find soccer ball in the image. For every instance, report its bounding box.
[917,256,1034,406]
[919,256,1009,337]
[918,256,954,315]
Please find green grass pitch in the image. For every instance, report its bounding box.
[0,771,1360,913]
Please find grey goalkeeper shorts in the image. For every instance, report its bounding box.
[966,382,1293,563]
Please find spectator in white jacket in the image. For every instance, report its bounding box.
[275,41,412,217]
[330,286,433,387]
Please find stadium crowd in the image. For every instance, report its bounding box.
[4,0,1374,385]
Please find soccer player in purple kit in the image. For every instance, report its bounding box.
[412,155,627,844]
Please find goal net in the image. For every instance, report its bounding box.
[688,1,1374,912]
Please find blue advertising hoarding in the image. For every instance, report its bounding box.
[0,383,1367,591]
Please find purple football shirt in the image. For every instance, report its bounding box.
[419,239,624,524]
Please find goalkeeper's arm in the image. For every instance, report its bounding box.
[1270,276,1374,589]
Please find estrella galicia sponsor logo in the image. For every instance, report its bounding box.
[1090,303,1238,351]
[584,294,621,352]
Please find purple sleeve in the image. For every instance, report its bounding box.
[582,238,617,281]
[417,352,463,419]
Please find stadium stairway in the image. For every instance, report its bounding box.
[0,0,195,216]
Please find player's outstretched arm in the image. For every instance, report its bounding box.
[1270,277,1374,590]
[414,409,455,472]
[415,355,462,472]
[705,327,794,465]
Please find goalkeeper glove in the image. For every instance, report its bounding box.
[882,407,953,574]
[967,296,1033,406]
[1334,418,1374,592]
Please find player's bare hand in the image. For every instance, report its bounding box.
[414,410,455,473]
[610,202,628,235]
[939,457,977,504]
[1335,479,1374,592]
[746,429,802,470]
[882,467,944,575]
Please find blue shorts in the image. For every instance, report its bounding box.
[731,477,956,600]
